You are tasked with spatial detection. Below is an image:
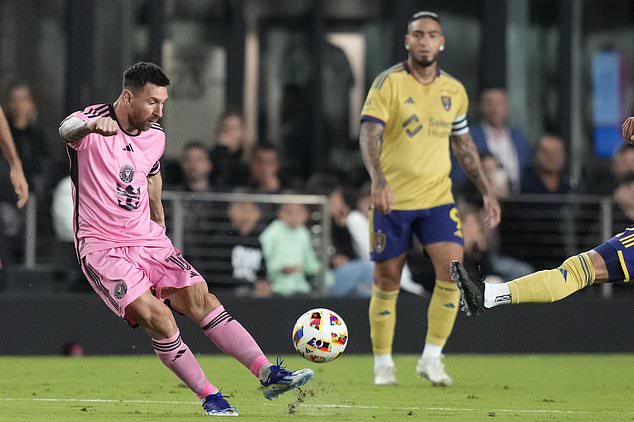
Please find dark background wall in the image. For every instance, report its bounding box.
[1,293,632,355]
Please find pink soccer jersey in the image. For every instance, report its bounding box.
[63,103,170,258]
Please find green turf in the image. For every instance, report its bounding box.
[1,354,633,421]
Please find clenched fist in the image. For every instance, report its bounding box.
[622,117,634,143]
[88,117,118,136]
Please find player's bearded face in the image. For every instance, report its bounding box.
[411,49,440,67]
[129,84,168,132]
[406,19,444,68]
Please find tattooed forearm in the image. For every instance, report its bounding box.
[451,133,491,196]
[59,116,91,143]
[359,121,386,184]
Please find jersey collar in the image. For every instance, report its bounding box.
[109,104,142,137]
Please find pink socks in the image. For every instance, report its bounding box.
[152,306,271,400]
[200,306,270,378]
[152,331,216,399]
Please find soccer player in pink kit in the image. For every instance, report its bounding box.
[58,62,312,416]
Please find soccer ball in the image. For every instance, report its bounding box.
[292,308,348,363]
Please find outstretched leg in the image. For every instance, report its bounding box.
[453,248,610,316]
[165,282,313,400]
[126,291,237,416]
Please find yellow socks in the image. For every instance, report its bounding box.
[425,279,460,348]
[369,285,399,355]
[506,253,595,304]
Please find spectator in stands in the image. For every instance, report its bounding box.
[612,143,634,183]
[0,106,29,289]
[459,152,510,202]
[346,183,371,260]
[4,83,49,191]
[521,134,572,194]
[325,185,374,298]
[175,142,227,271]
[247,143,283,194]
[343,182,424,296]
[452,88,531,192]
[178,141,215,192]
[207,194,271,297]
[211,111,248,188]
[460,204,533,281]
[613,173,634,222]
[51,175,84,290]
[0,106,28,208]
[259,201,319,296]
[407,204,533,288]
[51,176,73,242]
[504,134,573,270]
[457,153,533,279]
[581,143,634,195]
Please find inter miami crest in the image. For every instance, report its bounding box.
[441,95,452,111]
[113,281,128,299]
[119,164,135,183]
[373,232,386,253]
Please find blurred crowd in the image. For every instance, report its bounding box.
[1,83,633,297]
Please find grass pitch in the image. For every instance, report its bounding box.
[1,354,633,421]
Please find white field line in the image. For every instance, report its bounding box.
[0,397,630,415]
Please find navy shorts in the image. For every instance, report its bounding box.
[369,203,463,261]
[594,226,634,282]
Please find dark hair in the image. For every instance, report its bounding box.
[5,82,33,100]
[249,142,278,160]
[408,10,440,25]
[183,140,210,159]
[215,110,245,136]
[616,142,634,155]
[305,173,341,195]
[123,62,170,91]
[253,142,277,154]
[218,109,244,124]
[536,133,564,147]
[479,87,507,99]
[616,171,634,188]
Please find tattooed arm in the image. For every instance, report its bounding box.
[359,121,392,213]
[59,116,118,144]
[451,132,501,228]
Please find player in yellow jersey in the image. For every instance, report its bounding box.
[453,117,634,318]
[360,10,501,386]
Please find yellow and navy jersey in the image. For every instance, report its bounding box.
[361,61,469,210]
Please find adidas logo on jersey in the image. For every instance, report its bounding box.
[122,144,134,152]
[404,97,415,104]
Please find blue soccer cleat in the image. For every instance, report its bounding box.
[260,358,314,400]
[202,391,238,416]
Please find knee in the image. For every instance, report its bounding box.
[188,290,222,321]
[374,274,400,291]
[559,254,593,289]
[200,292,221,315]
[135,304,178,339]
[431,256,460,282]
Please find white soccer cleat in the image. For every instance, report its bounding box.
[374,364,397,385]
[416,356,452,386]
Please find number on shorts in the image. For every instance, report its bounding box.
[449,207,463,238]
